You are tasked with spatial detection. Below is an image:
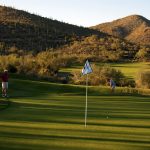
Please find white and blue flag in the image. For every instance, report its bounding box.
[82,60,92,75]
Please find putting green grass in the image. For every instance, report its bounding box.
[0,100,9,110]
[0,78,150,150]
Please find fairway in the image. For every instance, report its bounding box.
[0,78,150,150]
[61,62,150,79]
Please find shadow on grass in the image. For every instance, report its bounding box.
[1,97,150,127]
[0,129,150,145]
[9,78,146,99]
[0,99,11,111]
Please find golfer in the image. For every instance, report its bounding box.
[1,70,9,97]
[110,78,116,93]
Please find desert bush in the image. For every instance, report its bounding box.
[36,51,60,77]
[135,47,150,61]
[0,54,20,71]
[71,64,125,86]
[136,70,150,89]
[7,64,17,73]
[98,64,124,86]
[16,56,38,76]
[120,78,135,87]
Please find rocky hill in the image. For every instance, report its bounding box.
[92,15,150,46]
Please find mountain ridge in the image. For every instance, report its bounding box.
[91,15,150,46]
[0,5,148,62]
[0,5,104,53]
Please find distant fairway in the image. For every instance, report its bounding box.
[0,78,150,150]
[61,62,150,79]
[108,62,150,79]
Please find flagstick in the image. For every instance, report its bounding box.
[85,74,88,127]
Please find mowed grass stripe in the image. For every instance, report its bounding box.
[0,78,150,149]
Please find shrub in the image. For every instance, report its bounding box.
[135,47,150,61]
[71,64,125,86]
[7,64,17,73]
[36,51,60,77]
[120,78,135,87]
[136,71,150,89]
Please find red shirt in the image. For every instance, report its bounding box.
[1,73,8,82]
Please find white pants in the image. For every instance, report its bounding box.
[2,82,8,89]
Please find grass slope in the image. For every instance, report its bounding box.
[0,77,150,150]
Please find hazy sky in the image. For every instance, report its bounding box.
[1,0,150,27]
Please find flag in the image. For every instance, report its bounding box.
[82,60,92,75]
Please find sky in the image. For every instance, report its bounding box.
[0,0,150,27]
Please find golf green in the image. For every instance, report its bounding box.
[0,78,150,150]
